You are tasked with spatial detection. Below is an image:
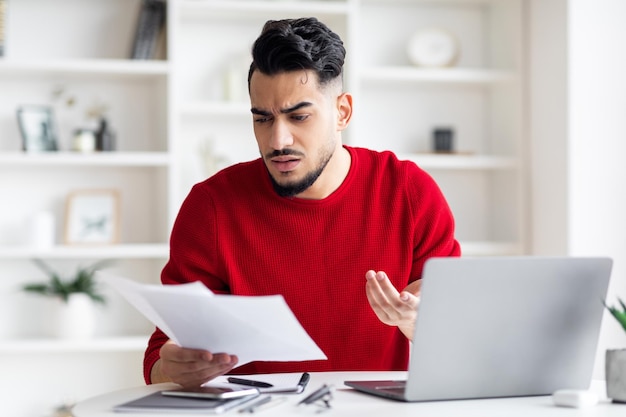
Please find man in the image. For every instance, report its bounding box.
[145,17,460,388]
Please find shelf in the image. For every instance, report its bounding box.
[180,101,250,118]
[0,335,149,354]
[0,244,169,260]
[460,241,523,256]
[0,58,169,79]
[0,152,171,167]
[362,0,500,5]
[178,0,350,20]
[399,153,519,170]
[360,67,519,85]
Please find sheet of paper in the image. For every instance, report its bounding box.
[212,372,308,393]
[102,274,327,367]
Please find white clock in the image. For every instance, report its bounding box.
[407,27,459,68]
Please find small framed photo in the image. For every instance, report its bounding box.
[64,189,121,245]
[16,105,59,152]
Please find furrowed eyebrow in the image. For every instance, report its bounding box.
[280,102,313,113]
[250,101,313,116]
[251,108,271,116]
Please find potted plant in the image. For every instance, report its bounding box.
[604,298,626,403]
[22,258,110,339]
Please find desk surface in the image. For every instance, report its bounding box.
[73,371,624,416]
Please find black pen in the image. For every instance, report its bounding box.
[295,372,310,393]
[227,377,274,388]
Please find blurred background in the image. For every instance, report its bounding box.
[0,0,625,416]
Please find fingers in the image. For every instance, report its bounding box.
[159,342,238,388]
[366,270,407,309]
[365,270,392,313]
[365,270,419,328]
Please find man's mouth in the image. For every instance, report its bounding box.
[271,156,300,173]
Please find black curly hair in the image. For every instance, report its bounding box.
[248,17,346,89]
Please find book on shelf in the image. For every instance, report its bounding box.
[130,0,166,60]
[0,0,6,57]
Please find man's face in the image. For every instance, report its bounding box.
[249,70,344,198]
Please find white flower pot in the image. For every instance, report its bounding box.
[606,349,626,403]
[53,293,96,340]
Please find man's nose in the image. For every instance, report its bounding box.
[269,119,294,150]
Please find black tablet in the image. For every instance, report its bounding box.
[113,389,260,414]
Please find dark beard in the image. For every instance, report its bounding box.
[267,149,333,198]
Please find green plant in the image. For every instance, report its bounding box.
[22,258,110,304]
[604,298,626,333]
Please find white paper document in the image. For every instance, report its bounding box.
[103,274,327,367]
[212,372,309,393]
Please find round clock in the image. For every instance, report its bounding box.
[407,27,459,68]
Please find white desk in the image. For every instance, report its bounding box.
[74,371,624,417]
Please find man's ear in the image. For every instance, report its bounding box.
[336,92,353,131]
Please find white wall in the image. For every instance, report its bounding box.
[568,0,626,375]
[530,0,626,379]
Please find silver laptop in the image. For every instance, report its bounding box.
[345,256,612,402]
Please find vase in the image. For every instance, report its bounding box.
[95,117,115,151]
[52,293,96,339]
[606,348,626,403]
[71,128,97,153]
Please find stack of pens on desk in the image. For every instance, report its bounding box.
[231,373,335,413]
[238,383,334,414]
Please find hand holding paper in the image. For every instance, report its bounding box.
[103,274,327,367]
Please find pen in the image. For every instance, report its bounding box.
[296,372,310,393]
[239,396,287,413]
[298,384,333,406]
[228,377,274,388]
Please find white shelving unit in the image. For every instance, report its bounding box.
[0,335,149,354]
[0,151,170,167]
[0,1,168,415]
[0,1,527,416]
[351,0,525,255]
[360,67,519,84]
[0,58,169,77]
[0,243,169,260]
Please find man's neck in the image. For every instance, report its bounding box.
[296,145,351,200]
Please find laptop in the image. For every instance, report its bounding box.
[345,256,612,402]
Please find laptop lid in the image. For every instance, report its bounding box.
[346,256,613,402]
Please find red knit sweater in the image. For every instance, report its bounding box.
[144,146,460,383]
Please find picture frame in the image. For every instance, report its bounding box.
[16,105,59,151]
[64,189,120,245]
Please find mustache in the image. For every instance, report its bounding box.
[265,149,304,158]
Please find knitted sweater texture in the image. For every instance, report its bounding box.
[144,146,460,382]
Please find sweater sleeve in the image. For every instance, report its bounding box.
[407,163,461,280]
[142,182,228,384]
[143,327,168,384]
